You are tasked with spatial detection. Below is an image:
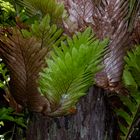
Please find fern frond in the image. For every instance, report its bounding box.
[92,0,140,91]
[15,0,64,23]
[115,45,140,139]
[22,15,64,49]
[39,27,108,116]
[0,107,26,128]
[0,15,63,113]
[124,45,140,86]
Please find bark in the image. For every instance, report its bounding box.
[26,86,118,140]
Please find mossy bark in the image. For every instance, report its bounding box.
[26,86,118,140]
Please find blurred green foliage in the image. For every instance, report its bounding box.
[0,0,16,26]
[0,60,9,89]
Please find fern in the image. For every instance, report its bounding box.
[0,107,26,128]
[39,27,108,116]
[15,0,64,23]
[116,45,140,139]
[22,15,64,48]
[0,14,64,113]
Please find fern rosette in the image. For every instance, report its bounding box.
[39,28,108,116]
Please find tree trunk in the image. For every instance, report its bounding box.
[26,86,118,140]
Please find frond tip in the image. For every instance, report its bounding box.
[39,27,108,116]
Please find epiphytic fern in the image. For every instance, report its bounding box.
[0,13,108,116]
[14,0,140,95]
[39,27,108,116]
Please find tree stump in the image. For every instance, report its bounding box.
[26,86,118,140]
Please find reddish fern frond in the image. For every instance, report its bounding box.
[92,0,140,93]
[0,28,50,113]
[59,0,94,34]
[58,0,140,94]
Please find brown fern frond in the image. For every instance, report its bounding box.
[0,28,50,113]
[58,0,94,34]
[92,0,140,93]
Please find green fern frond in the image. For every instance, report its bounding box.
[124,46,140,86]
[39,27,108,116]
[15,0,64,23]
[22,15,64,49]
[117,92,140,140]
[116,45,140,139]
[0,107,26,128]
